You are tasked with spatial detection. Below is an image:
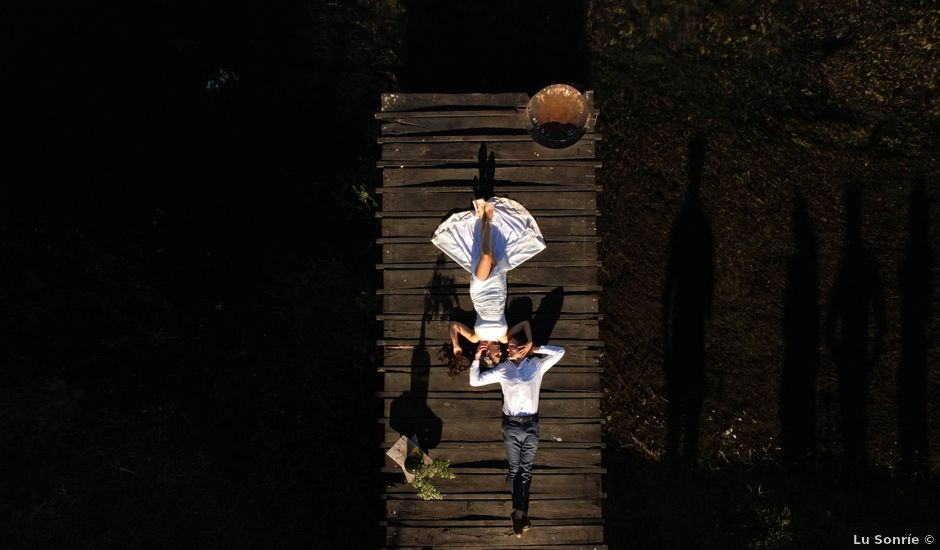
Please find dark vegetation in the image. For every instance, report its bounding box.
[2,1,937,548]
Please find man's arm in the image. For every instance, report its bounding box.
[468,341,504,387]
[532,345,565,375]
[507,320,532,340]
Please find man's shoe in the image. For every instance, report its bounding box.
[510,510,524,538]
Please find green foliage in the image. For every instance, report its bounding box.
[746,505,793,549]
[410,458,456,501]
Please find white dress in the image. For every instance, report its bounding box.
[431,197,547,340]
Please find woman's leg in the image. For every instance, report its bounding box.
[474,207,495,280]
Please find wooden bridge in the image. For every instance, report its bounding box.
[376,92,605,549]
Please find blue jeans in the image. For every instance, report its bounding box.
[501,416,539,513]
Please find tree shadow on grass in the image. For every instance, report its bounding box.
[823,183,886,469]
[780,191,820,469]
[661,136,714,465]
[897,176,932,476]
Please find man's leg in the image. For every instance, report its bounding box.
[517,419,540,514]
[502,418,524,509]
[502,418,526,535]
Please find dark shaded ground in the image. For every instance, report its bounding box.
[1,1,938,549]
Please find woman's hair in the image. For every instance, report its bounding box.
[440,343,472,378]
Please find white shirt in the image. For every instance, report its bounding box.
[468,346,566,416]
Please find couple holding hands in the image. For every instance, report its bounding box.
[432,196,566,538]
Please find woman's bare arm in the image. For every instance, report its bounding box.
[450,321,480,346]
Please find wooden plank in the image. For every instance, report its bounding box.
[383,164,595,187]
[382,319,599,340]
[379,134,602,143]
[377,312,601,320]
[379,365,602,375]
[382,293,599,314]
[377,285,602,295]
[386,519,602,527]
[378,159,601,168]
[382,215,597,237]
[381,467,606,475]
[382,140,595,162]
[377,236,598,244]
[376,108,599,121]
[379,391,600,399]
[378,117,594,135]
[382,346,600,366]
[379,111,599,136]
[379,90,595,112]
[381,370,601,393]
[386,498,603,520]
[381,92,530,112]
[386,524,605,546]
[382,398,601,419]
[379,260,600,270]
[378,184,600,193]
[382,241,597,263]
[384,470,602,494]
[387,447,601,468]
[377,209,600,218]
[383,266,598,288]
[383,419,601,443]
[378,339,604,347]
[384,546,606,550]
[381,190,596,212]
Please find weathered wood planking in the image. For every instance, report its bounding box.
[382,140,595,162]
[383,419,601,444]
[382,215,597,237]
[376,91,603,548]
[379,90,596,112]
[382,467,605,475]
[382,370,600,393]
[379,134,602,144]
[388,447,601,469]
[384,266,599,288]
[383,165,595,187]
[380,92,530,112]
[379,235,598,244]
[386,497,603,520]
[380,366,601,374]
[381,272,597,290]
[380,188,597,211]
[382,346,600,366]
[387,524,605,546]
[383,544,607,550]
[379,391,600,399]
[379,260,600,270]
[384,472,602,497]
[386,519,603,527]
[383,240,597,263]
[378,110,599,136]
[383,319,599,340]
[377,285,602,294]
[383,397,601,420]
[379,339,603,348]
[382,292,599,314]
[382,541,608,550]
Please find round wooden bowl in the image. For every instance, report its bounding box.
[525,84,589,149]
